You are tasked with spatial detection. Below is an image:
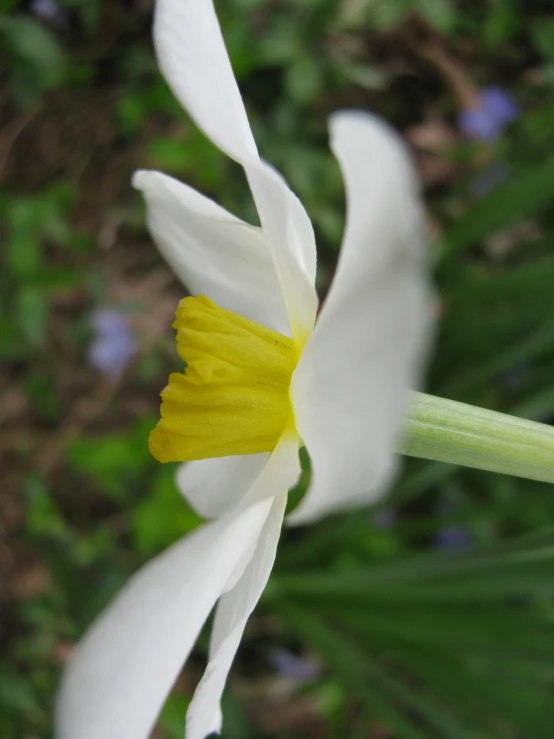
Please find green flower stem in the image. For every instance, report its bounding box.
[401,392,554,483]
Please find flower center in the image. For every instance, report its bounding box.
[149,295,298,463]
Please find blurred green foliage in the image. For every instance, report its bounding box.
[2,1,554,738]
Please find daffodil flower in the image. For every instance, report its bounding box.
[56,1,433,738]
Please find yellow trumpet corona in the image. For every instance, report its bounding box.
[149,296,298,463]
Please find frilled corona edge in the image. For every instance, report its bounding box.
[149,295,298,462]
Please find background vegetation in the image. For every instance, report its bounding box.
[2,1,554,737]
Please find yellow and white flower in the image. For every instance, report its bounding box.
[56,1,433,738]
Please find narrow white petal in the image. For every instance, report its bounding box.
[176,454,269,519]
[149,0,318,342]
[176,428,299,526]
[186,492,288,739]
[133,170,289,334]
[289,112,434,525]
[154,0,257,164]
[240,430,302,509]
[182,435,300,738]
[56,500,273,739]
[246,160,318,345]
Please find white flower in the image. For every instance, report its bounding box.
[55,1,433,738]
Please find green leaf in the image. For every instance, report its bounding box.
[369,0,414,30]
[443,159,554,252]
[147,128,224,187]
[275,533,554,599]
[6,199,43,277]
[483,0,519,47]
[130,464,202,556]
[277,603,453,739]
[340,62,385,91]
[24,373,61,421]
[66,427,152,501]
[272,534,554,737]
[0,666,41,717]
[25,476,68,540]
[285,56,323,105]
[115,94,150,137]
[16,285,48,346]
[530,18,554,62]
[157,692,191,739]
[59,0,102,36]
[416,0,456,35]
[0,15,67,102]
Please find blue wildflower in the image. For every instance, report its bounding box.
[269,649,319,682]
[458,86,519,142]
[88,308,137,381]
[435,524,472,550]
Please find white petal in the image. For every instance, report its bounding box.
[240,430,302,509]
[246,160,318,345]
[289,112,434,525]
[176,453,269,519]
[186,492,288,739]
[133,170,289,334]
[153,0,257,164]
[181,434,300,738]
[56,500,273,739]
[178,431,300,525]
[150,0,318,342]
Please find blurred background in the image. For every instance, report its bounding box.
[2,1,554,737]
